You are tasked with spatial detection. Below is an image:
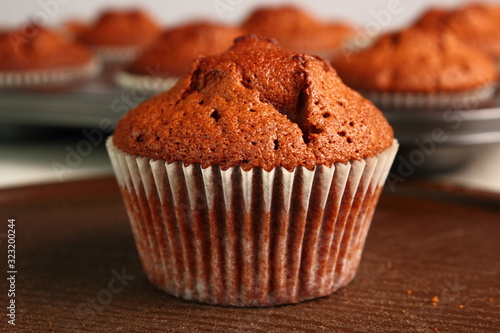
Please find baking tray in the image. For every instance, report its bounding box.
[384,91,500,173]
[1,79,500,173]
[0,77,126,129]
[1,177,498,332]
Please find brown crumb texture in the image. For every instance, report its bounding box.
[127,22,245,77]
[332,27,498,93]
[114,35,394,171]
[242,5,356,54]
[0,24,92,70]
[79,9,161,47]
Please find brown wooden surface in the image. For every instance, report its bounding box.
[1,177,499,333]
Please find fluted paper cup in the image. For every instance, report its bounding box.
[114,70,178,94]
[0,58,101,88]
[360,84,497,112]
[92,45,143,64]
[107,137,398,307]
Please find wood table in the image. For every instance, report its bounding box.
[1,177,499,332]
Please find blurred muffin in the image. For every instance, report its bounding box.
[242,5,356,58]
[116,21,244,94]
[79,9,161,63]
[107,35,398,307]
[0,24,100,88]
[60,19,88,41]
[332,27,498,110]
[415,3,500,61]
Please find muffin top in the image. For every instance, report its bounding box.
[0,24,92,71]
[61,19,89,40]
[331,27,498,93]
[127,22,245,77]
[242,6,355,54]
[114,35,393,171]
[415,4,500,59]
[79,9,161,47]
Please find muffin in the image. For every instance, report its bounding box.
[331,27,498,111]
[79,9,161,63]
[0,24,100,88]
[107,35,398,307]
[242,5,356,59]
[116,21,244,94]
[415,3,500,61]
[60,19,88,41]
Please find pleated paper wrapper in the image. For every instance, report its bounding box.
[114,70,179,95]
[0,58,101,88]
[107,137,398,307]
[92,45,143,64]
[360,84,496,112]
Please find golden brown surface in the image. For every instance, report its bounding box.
[415,3,500,59]
[114,35,393,171]
[242,5,355,54]
[127,22,244,77]
[0,24,92,71]
[79,9,161,47]
[332,27,498,93]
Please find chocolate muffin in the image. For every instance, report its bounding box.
[415,3,500,61]
[107,35,398,306]
[79,9,161,63]
[0,24,100,87]
[60,19,88,41]
[242,5,356,58]
[116,21,244,93]
[331,27,498,110]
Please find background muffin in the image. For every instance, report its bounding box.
[242,5,356,59]
[415,3,500,62]
[108,35,398,307]
[0,24,100,87]
[79,9,161,63]
[116,21,244,94]
[332,27,498,110]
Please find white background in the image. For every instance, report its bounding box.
[1,0,497,30]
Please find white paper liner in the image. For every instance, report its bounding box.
[107,137,398,307]
[114,70,179,94]
[0,58,101,88]
[92,45,143,64]
[360,84,497,111]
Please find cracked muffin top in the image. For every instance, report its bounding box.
[415,3,500,59]
[242,6,355,55]
[113,35,393,171]
[0,24,92,70]
[127,21,245,77]
[331,27,498,93]
[79,9,161,47]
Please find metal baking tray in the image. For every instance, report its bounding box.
[1,77,499,174]
[384,91,500,173]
